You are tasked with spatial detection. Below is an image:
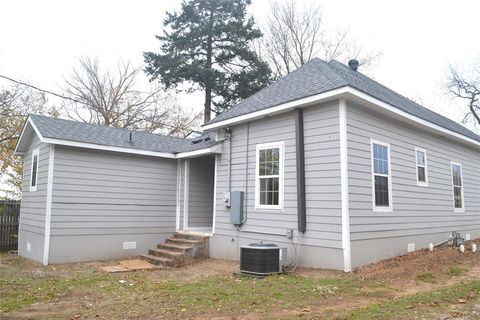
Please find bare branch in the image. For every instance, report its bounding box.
[257,0,381,77]
[447,64,480,126]
[62,56,200,136]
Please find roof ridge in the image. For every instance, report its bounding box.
[312,59,349,86]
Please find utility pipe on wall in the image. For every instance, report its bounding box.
[295,108,306,233]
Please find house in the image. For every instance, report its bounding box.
[14,58,480,272]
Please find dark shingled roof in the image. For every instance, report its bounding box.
[29,114,217,154]
[206,58,480,142]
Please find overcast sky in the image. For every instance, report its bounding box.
[1,0,480,127]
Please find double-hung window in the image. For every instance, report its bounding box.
[255,141,284,210]
[415,147,428,186]
[30,148,39,192]
[371,140,392,212]
[451,162,464,212]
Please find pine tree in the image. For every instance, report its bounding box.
[144,0,272,123]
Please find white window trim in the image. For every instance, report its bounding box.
[255,141,284,211]
[30,148,39,192]
[451,161,465,213]
[370,139,393,212]
[415,147,428,187]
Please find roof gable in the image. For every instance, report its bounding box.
[205,58,480,143]
[15,115,218,156]
[208,59,347,124]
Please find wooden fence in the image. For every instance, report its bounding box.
[0,201,20,251]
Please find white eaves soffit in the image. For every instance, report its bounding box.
[202,86,480,150]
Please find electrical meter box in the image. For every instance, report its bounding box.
[230,191,245,225]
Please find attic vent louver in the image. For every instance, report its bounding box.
[348,59,359,71]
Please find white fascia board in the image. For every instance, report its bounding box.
[19,117,223,159]
[175,144,223,159]
[41,138,177,159]
[202,87,347,131]
[14,117,44,156]
[40,138,222,159]
[204,85,480,150]
[344,87,480,149]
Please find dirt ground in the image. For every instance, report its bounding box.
[2,241,480,319]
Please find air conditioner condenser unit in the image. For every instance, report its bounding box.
[240,243,287,276]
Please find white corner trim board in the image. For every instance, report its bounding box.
[175,159,182,231]
[211,155,218,234]
[183,159,190,230]
[43,144,55,265]
[339,99,351,272]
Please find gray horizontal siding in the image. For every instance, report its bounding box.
[18,133,50,262]
[211,101,344,269]
[346,101,480,267]
[187,156,214,228]
[48,146,178,262]
[51,147,177,235]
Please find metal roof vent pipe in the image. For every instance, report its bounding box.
[348,59,359,71]
[128,132,133,144]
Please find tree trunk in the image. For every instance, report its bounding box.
[203,0,214,123]
[204,86,212,123]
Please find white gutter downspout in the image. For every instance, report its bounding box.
[339,98,352,272]
[43,144,55,265]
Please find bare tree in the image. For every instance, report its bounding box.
[447,64,480,127]
[63,57,200,137]
[259,0,381,77]
[0,84,49,197]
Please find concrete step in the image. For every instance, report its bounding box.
[174,232,207,242]
[158,242,194,252]
[140,254,173,267]
[149,248,183,259]
[167,238,203,246]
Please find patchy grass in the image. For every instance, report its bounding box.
[3,245,480,320]
[416,272,436,283]
[0,254,357,319]
[447,265,465,276]
[334,280,480,320]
